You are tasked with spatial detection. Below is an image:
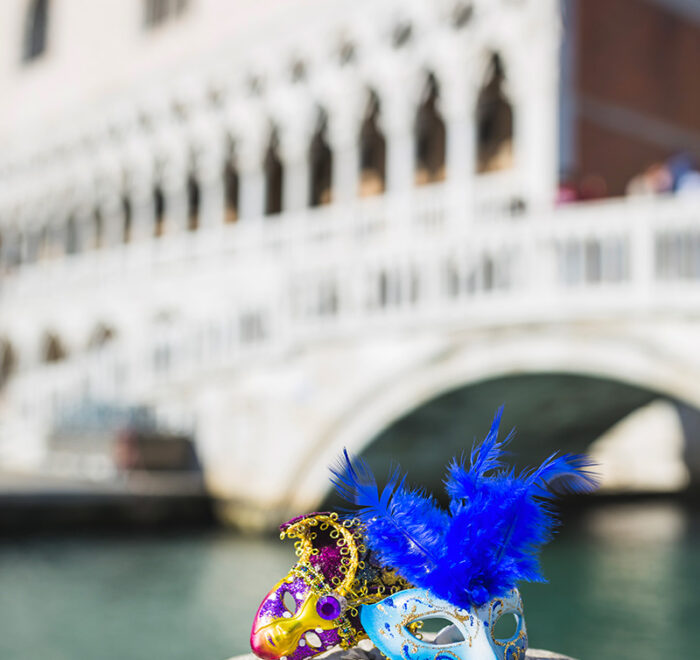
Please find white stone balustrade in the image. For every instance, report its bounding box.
[2,186,700,478]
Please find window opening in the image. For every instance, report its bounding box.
[153,184,166,236]
[22,0,49,62]
[0,339,16,389]
[65,216,79,255]
[43,332,67,363]
[187,171,200,231]
[359,91,386,197]
[122,194,132,243]
[144,0,189,29]
[224,141,239,223]
[415,73,447,185]
[476,54,514,173]
[94,207,103,248]
[309,109,333,207]
[264,128,283,216]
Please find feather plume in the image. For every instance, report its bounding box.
[524,452,600,497]
[330,450,447,584]
[329,409,599,609]
[444,405,515,501]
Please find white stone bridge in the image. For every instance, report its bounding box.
[2,185,700,528]
[1,0,700,529]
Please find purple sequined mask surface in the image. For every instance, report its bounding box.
[252,574,343,660]
[250,512,409,660]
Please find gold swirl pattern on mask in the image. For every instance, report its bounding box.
[280,513,410,649]
[488,592,527,660]
[376,592,480,649]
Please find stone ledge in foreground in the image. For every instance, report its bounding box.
[232,649,575,660]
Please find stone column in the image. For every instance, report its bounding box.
[513,34,559,210]
[70,200,93,255]
[327,102,360,205]
[161,160,188,236]
[279,102,313,213]
[129,168,156,242]
[100,187,125,248]
[197,142,226,230]
[442,68,474,189]
[441,63,475,225]
[238,129,266,222]
[281,128,311,213]
[384,90,414,193]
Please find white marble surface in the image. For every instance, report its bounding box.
[231,647,575,660]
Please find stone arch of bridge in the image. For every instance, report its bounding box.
[286,329,700,515]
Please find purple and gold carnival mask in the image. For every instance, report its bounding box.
[250,512,409,660]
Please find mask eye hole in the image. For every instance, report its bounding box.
[305,631,323,648]
[492,613,520,641]
[406,617,465,645]
[282,590,298,615]
[316,595,342,620]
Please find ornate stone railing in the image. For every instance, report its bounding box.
[1,184,700,465]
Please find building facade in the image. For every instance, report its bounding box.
[1,0,700,525]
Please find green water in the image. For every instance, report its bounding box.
[0,502,698,660]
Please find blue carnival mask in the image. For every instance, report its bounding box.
[361,587,526,660]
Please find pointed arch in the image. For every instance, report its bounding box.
[476,53,514,173]
[65,215,79,255]
[38,225,50,259]
[187,168,200,231]
[223,137,239,223]
[93,206,104,248]
[358,90,386,197]
[22,0,49,62]
[153,183,166,236]
[414,73,446,185]
[2,228,23,268]
[87,323,116,350]
[122,193,132,243]
[0,338,17,389]
[264,127,283,216]
[309,108,333,207]
[42,331,67,364]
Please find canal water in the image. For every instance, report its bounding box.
[0,501,698,660]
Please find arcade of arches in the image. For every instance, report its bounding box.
[0,61,515,266]
[0,60,517,386]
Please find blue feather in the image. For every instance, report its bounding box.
[444,405,514,501]
[468,405,512,477]
[525,453,600,497]
[329,409,599,609]
[330,450,447,581]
